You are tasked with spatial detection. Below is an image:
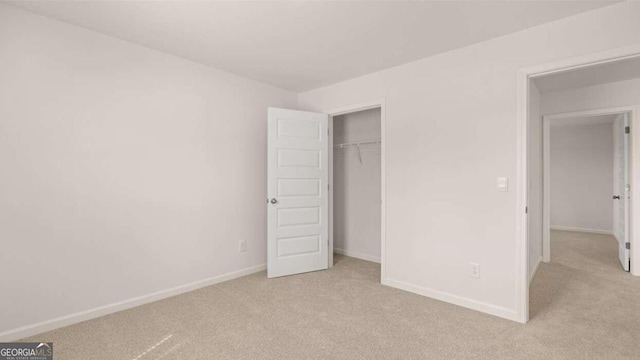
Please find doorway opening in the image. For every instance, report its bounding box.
[541,110,631,271]
[329,107,382,270]
[520,49,640,323]
[266,101,385,281]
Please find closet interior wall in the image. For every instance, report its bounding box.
[333,108,382,262]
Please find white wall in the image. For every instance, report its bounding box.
[0,4,297,338]
[528,81,543,281]
[298,1,640,320]
[550,123,614,232]
[542,78,640,115]
[333,108,381,262]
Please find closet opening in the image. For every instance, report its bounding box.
[329,107,383,272]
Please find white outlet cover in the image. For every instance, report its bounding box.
[470,263,480,278]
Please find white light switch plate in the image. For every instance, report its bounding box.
[497,177,508,192]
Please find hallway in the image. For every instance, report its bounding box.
[529,230,640,357]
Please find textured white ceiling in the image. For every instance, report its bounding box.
[6,0,619,91]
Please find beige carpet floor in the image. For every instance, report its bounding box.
[23,230,640,359]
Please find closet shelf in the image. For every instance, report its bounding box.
[333,140,381,149]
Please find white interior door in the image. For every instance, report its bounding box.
[267,107,329,278]
[615,113,630,271]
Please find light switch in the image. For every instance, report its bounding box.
[497,177,508,192]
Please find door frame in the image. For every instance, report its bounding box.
[324,99,387,284]
[542,107,636,264]
[517,44,640,324]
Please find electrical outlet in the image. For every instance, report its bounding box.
[470,263,480,278]
[239,240,247,253]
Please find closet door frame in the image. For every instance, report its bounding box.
[325,99,387,284]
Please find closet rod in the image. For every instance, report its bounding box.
[333,140,381,149]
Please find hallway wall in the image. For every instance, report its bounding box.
[541,78,640,115]
[550,123,614,233]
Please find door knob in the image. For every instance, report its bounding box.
[613,195,621,200]
[270,198,278,204]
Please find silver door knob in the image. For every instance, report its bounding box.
[270,198,278,204]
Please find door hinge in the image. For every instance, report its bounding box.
[327,128,330,136]
[525,206,528,214]
[626,242,631,250]
[625,126,630,134]
[328,184,330,191]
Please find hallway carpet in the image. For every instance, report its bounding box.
[23,231,640,359]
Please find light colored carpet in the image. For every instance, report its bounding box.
[23,230,640,359]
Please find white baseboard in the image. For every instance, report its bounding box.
[614,231,622,243]
[383,278,519,322]
[334,248,380,263]
[529,256,543,285]
[0,263,266,342]
[550,225,613,235]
